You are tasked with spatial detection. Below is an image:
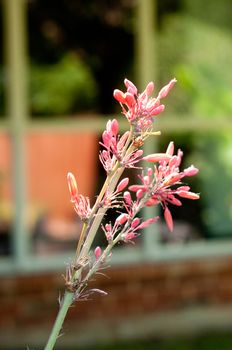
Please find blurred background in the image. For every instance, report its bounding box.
[0,0,232,349]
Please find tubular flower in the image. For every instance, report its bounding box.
[113,78,177,133]
[129,142,200,231]
[67,172,91,221]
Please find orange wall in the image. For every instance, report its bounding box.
[0,131,98,219]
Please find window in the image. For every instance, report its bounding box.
[1,0,232,274]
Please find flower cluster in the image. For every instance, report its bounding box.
[67,79,199,245]
[102,212,159,243]
[99,119,143,173]
[45,77,200,350]
[100,141,199,244]
[129,141,199,231]
[113,78,176,133]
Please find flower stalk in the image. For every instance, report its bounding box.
[44,77,200,350]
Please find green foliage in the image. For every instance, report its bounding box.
[158,15,232,117]
[30,53,97,116]
[158,11,232,237]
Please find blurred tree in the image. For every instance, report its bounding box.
[30,53,97,116]
[27,0,134,115]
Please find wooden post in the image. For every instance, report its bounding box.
[135,0,160,254]
[3,0,29,265]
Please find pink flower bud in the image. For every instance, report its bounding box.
[124,79,138,95]
[94,246,102,260]
[145,81,154,96]
[131,217,140,228]
[129,185,146,192]
[132,149,144,160]
[136,189,144,200]
[166,141,175,156]
[143,153,172,163]
[117,131,129,150]
[105,223,112,231]
[177,186,190,191]
[125,92,136,107]
[110,119,119,136]
[164,206,173,232]
[183,165,199,177]
[67,172,78,201]
[143,175,150,186]
[124,232,136,241]
[123,191,132,205]
[115,213,128,226]
[168,156,179,168]
[102,130,111,147]
[147,168,153,176]
[176,149,183,166]
[157,78,177,100]
[116,177,129,192]
[150,104,165,116]
[170,197,182,206]
[106,119,118,136]
[106,119,112,133]
[162,172,182,186]
[113,89,126,103]
[177,191,200,200]
[137,216,159,229]
[145,198,159,206]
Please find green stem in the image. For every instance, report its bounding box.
[44,126,136,349]
[79,166,125,259]
[79,136,136,260]
[44,291,74,350]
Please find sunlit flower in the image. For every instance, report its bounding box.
[113,78,177,134]
[129,142,199,231]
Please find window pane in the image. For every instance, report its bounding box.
[156,131,232,244]
[26,130,99,255]
[28,0,134,117]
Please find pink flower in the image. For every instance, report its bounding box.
[121,216,159,242]
[115,213,129,226]
[73,194,91,222]
[116,177,129,192]
[164,207,173,232]
[113,78,177,133]
[67,172,78,202]
[94,246,102,260]
[99,119,144,172]
[135,217,159,230]
[67,172,91,221]
[157,79,177,99]
[129,142,200,231]
[143,153,172,163]
[123,191,132,205]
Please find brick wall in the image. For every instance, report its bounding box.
[1,256,232,349]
